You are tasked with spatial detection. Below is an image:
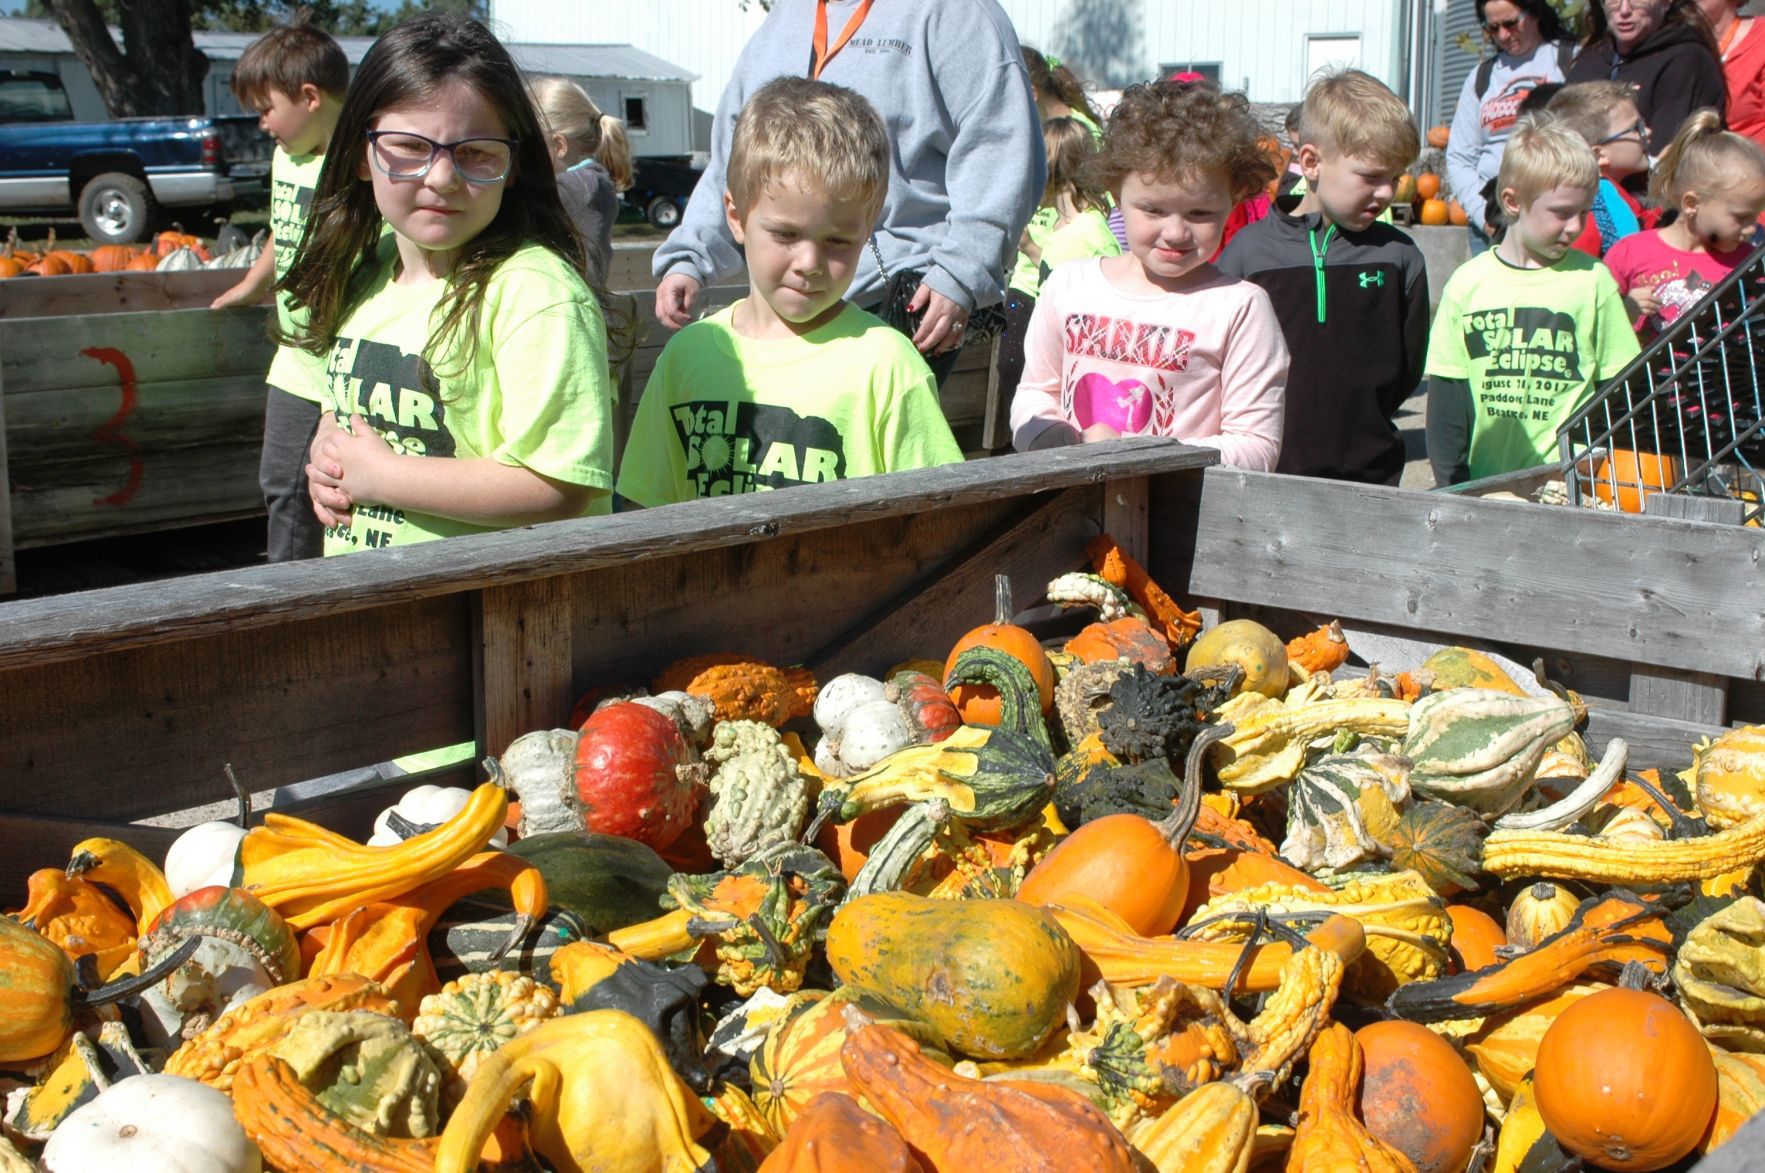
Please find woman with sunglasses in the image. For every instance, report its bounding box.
[1446,0,1579,255]
[1695,0,1765,146]
[1566,0,1726,155]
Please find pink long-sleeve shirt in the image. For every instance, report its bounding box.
[1008,259,1288,470]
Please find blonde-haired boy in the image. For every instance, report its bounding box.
[1424,113,1639,485]
[1546,81,1654,257]
[617,77,962,506]
[1217,69,1428,485]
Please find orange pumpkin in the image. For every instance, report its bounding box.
[1419,198,1450,227]
[90,245,140,273]
[814,807,903,884]
[1062,617,1174,674]
[125,252,162,272]
[1415,173,1442,201]
[0,256,25,279]
[1533,987,1717,1170]
[1447,200,1468,227]
[25,254,71,277]
[943,574,1054,722]
[1354,1020,1485,1173]
[48,250,93,274]
[1444,904,1506,973]
[1017,804,1196,937]
[1593,448,1678,513]
[1427,125,1451,150]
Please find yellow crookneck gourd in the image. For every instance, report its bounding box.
[240,781,508,932]
[434,1009,713,1173]
[1206,692,1412,793]
[64,838,173,936]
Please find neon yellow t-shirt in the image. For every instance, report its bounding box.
[1009,207,1121,298]
[265,146,328,402]
[321,242,614,555]
[1425,249,1640,479]
[616,300,963,506]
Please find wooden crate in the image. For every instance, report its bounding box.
[0,438,1760,894]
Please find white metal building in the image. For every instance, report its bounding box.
[487,0,1474,133]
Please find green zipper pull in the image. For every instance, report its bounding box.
[1308,223,1337,325]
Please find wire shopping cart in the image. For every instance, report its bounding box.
[1556,241,1765,524]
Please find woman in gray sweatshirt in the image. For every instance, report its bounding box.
[651,0,1044,375]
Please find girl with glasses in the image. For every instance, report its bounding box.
[1446,0,1578,256]
[1566,0,1727,153]
[281,13,617,558]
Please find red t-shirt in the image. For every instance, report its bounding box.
[1724,18,1765,148]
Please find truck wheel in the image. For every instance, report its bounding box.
[646,195,682,231]
[78,173,157,245]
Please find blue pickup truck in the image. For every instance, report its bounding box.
[0,70,267,245]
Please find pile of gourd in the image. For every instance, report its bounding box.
[5,534,1765,1172]
[0,226,261,278]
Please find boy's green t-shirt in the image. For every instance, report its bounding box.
[616,300,963,507]
[321,242,614,555]
[265,146,328,402]
[1425,249,1640,479]
[1009,206,1121,298]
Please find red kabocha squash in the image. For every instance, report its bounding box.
[1354,1020,1485,1173]
[1533,986,1716,1171]
[1063,617,1174,674]
[572,701,706,851]
[944,574,1054,724]
[886,669,961,743]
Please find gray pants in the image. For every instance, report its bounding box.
[259,386,324,562]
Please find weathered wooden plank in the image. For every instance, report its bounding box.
[1103,476,1150,566]
[1152,468,1765,683]
[0,270,252,319]
[475,576,575,756]
[1643,492,1750,526]
[608,243,662,292]
[1629,665,1729,726]
[1584,703,1725,774]
[803,487,1100,678]
[0,307,273,394]
[10,446,263,546]
[0,599,476,821]
[0,815,180,896]
[0,440,1214,672]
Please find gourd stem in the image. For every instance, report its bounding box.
[73,934,201,1008]
[993,573,1013,626]
[224,762,252,829]
[1624,769,1707,840]
[1157,722,1233,849]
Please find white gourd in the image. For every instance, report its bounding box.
[163,821,248,898]
[813,673,888,736]
[369,784,507,848]
[156,247,205,272]
[41,1074,262,1172]
[813,736,850,780]
[830,700,915,772]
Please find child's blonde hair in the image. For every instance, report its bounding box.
[1651,108,1765,206]
[1497,112,1599,207]
[1043,116,1108,214]
[530,75,633,191]
[1091,80,1274,201]
[1545,81,1638,149]
[726,76,889,217]
[1297,69,1419,172]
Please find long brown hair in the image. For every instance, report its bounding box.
[279,13,589,374]
[1582,0,1719,58]
[1022,45,1104,126]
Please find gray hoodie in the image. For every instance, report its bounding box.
[652,0,1044,311]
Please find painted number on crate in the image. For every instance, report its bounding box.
[82,346,143,507]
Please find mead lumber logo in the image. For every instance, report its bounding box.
[668,399,848,496]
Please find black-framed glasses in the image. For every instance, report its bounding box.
[1596,118,1650,146]
[1484,16,1526,33]
[366,130,516,184]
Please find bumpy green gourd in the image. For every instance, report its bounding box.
[703,720,810,867]
[1402,689,1574,817]
[269,1009,442,1138]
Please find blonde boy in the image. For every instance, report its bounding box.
[1546,81,1654,256]
[212,22,348,561]
[1425,113,1640,484]
[1217,70,1428,484]
[617,77,962,507]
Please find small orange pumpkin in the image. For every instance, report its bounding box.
[1593,448,1678,513]
[1063,616,1174,674]
[1533,987,1717,1170]
[1447,200,1468,226]
[90,244,140,273]
[1427,125,1451,150]
[1444,903,1506,973]
[47,250,93,274]
[1355,1020,1485,1173]
[0,256,26,279]
[1415,172,1442,201]
[125,252,162,272]
[1419,198,1450,227]
[25,254,71,277]
[943,575,1054,722]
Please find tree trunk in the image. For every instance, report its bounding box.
[43,0,210,117]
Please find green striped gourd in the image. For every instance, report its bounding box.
[1402,689,1574,818]
[1281,750,1412,871]
[429,893,588,990]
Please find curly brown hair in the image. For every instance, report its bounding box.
[1089,81,1275,202]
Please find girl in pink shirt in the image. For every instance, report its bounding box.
[1009,81,1289,469]
[1604,110,1765,341]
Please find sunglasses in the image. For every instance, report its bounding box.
[1596,118,1650,146]
[1484,16,1527,33]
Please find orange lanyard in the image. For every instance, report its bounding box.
[811,0,875,79]
[1720,17,1748,60]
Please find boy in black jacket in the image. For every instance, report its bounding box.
[1217,70,1428,484]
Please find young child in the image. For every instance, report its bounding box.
[290,14,615,554]
[1603,110,1765,340]
[531,76,632,288]
[997,117,1121,399]
[211,21,347,562]
[1008,81,1288,470]
[615,77,962,507]
[1545,81,1656,257]
[1217,70,1427,485]
[1425,113,1640,485]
